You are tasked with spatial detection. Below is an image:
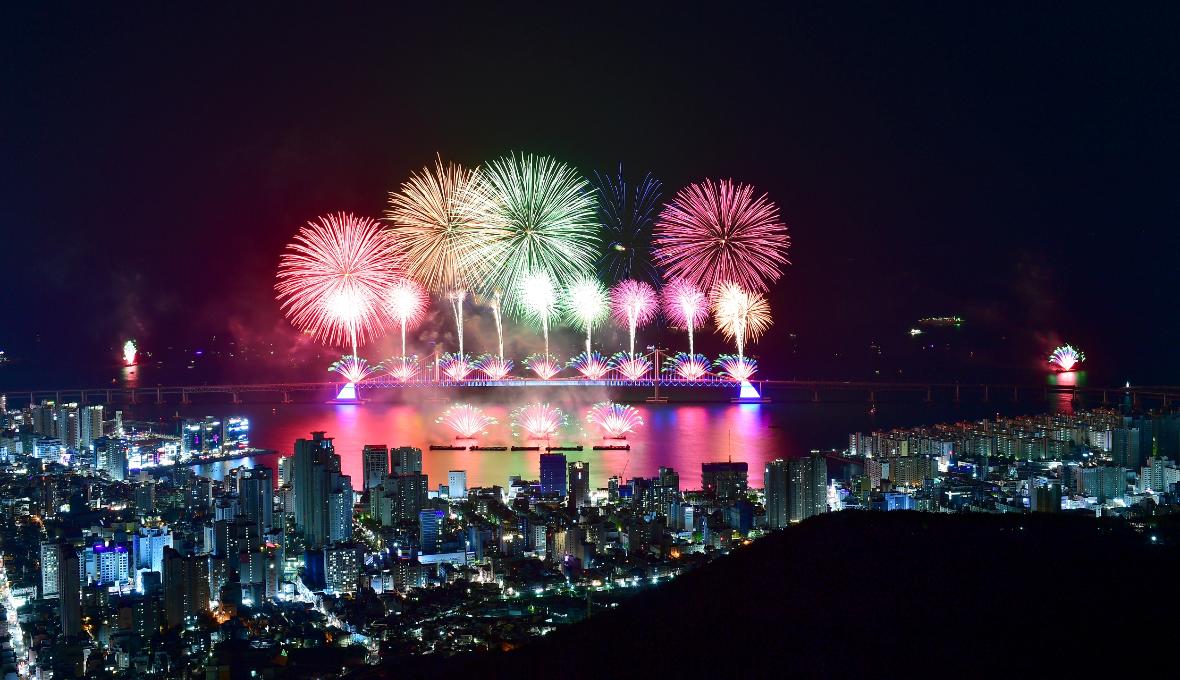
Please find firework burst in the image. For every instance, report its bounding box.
[461,153,599,313]
[439,353,474,381]
[476,354,514,380]
[330,355,377,384]
[653,179,790,293]
[712,283,772,359]
[592,164,662,284]
[122,339,137,366]
[382,355,419,382]
[1049,345,1085,372]
[569,351,611,380]
[665,352,711,381]
[563,277,609,355]
[611,352,653,381]
[519,271,558,356]
[275,213,401,355]
[585,402,645,438]
[525,353,562,380]
[512,402,566,439]
[610,279,658,357]
[716,354,758,382]
[438,403,497,439]
[662,278,708,357]
[385,277,427,357]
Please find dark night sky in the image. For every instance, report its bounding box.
[2,3,1178,387]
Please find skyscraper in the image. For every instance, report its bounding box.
[94,436,128,481]
[328,474,354,544]
[384,472,429,525]
[568,461,590,508]
[418,509,444,554]
[788,454,828,522]
[702,461,748,503]
[40,541,62,598]
[764,459,789,529]
[163,547,210,629]
[1112,427,1142,469]
[391,446,423,475]
[78,404,103,448]
[540,453,567,497]
[58,546,81,637]
[237,466,274,536]
[292,432,342,548]
[447,470,468,499]
[362,445,390,490]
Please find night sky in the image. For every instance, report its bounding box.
[2,4,1178,387]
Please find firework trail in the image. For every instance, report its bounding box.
[482,291,505,360]
[330,355,377,384]
[122,340,137,366]
[439,353,474,381]
[275,213,401,357]
[525,353,562,380]
[476,354,514,380]
[386,157,500,356]
[716,354,758,382]
[563,277,609,355]
[662,278,708,357]
[386,277,427,357]
[611,352,653,381]
[610,279,658,357]
[592,164,662,284]
[512,402,566,439]
[1049,345,1085,371]
[585,402,645,438]
[712,283,772,360]
[569,351,610,380]
[382,355,419,382]
[665,352,711,381]
[461,153,599,315]
[519,271,558,357]
[653,179,790,293]
[438,403,497,439]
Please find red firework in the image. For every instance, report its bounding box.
[653,179,790,293]
[275,213,402,351]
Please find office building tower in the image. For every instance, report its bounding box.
[86,542,130,586]
[41,541,62,598]
[419,509,444,554]
[182,416,223,454]
[362,445,390,490]
[391,446,423,474]
[702,461,749,503]
[59,547,81,637]
[788,454,828,522]
[94,436,128,481]
[292,432,342,548]
[1030,480,1062,512]
[764,460,789,529]
[114,410,123,437]
[448,470,468,499]
[328,474,354,544]
[384,473,428,524]
[237,466,274,536]
[133,526,173,576]
[1112,427,1142,469]
[225,416,249,448]
[568,461,591,508]
[1139,457,1180,493]
[324,544,362,594]
[540,453,567,497]
[78,405,103,448]
[163,547,210,629]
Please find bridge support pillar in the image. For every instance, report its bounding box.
[79,391,87,405]
[55,391,61,404]
[868,391,875,403]
[106,389,112,404]
[128,390,139,405]
[1102,390,1108,404]
[1013,386,1019,401]
[181,391,191,406]
[282,392,292,404]
[156,387,164,405]
[28,392,34,405]
[232,392,241,405]
[924,387,932,403]
[812,389,819,402]
[954,384,960,403]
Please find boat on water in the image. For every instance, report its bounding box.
[592,444,631,451]
[429,445,467,451]
[469,446,508,451]
[511,445,541,451]
[545,445,584,452]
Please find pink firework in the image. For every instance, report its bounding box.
[610,279,658,356]
[275,213,402,354]
[612,352,653,381]
[383,355,419,382]
[526,354,562,380]
[439,353,474,381]
[653,179,790,293]
[438,404,497,439]
[386,277,427,357]
[662,278,708,356]
[666,352,711,381]
[716,354,757,382]
[512,403,566,439]
[476,354,514,380]
[585,402,644,438]
[330,355,377,384]
[570,351,610,380]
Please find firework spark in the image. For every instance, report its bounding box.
[476,354,514,380]
[385,277,427,357]
[592,164,662,284]
[712,283,772,359]
[585,402,645,438]
[461,153,599,314]
[665,352,711,381]
[438,403,497,439]
[653,179,790,293]
[525,353,562,380]
[716,354,758,382]
[383,355,419,382]
[330,355,377,384]
[275,213,401,355]
[610,279,658,357]
[482,291,506,360]
[512,402,566,439]
[569,351,611,380]
[1049,345,1085,372]
[662,278,708,357]
[122,340,137,366]
[519,271,558,356]
[439,353,474,381]
[612,352,653,381]
[563,277,609,355]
